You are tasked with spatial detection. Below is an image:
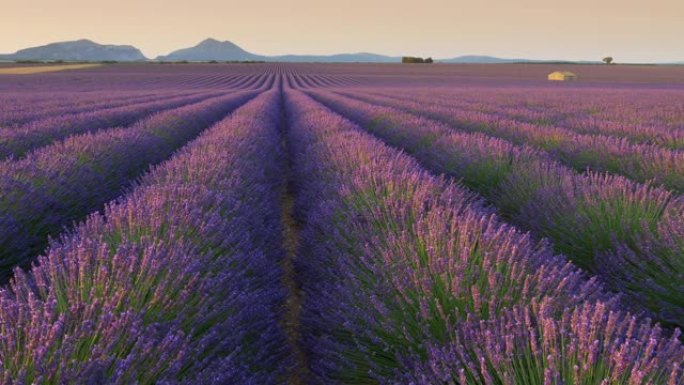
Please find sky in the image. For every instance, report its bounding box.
[1,0,682,63]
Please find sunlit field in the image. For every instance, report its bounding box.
[0,63,102,74]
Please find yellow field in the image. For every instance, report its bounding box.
[0,63,102,75]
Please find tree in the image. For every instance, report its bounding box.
[602,56,613,65]
[402,56,434,64]
[402,56,424,63]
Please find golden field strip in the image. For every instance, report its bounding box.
[0,63,102,75]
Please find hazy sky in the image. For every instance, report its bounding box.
[2,0,682,62]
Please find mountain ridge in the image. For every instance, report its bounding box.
[155,39,402,62]
[0,38,679,64]
[1,39,146,61]
[155,38,264,61]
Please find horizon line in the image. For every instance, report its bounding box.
[1,38,681,65]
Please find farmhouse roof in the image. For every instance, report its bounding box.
[549,71,577,76]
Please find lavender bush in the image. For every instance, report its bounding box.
[337,90,684,193]
[393,301,683,385]
[286,89,614,384]
[0,90,288,384]
[353,87,684,149]
[0,90,226,159]
[0,91,256,282]
[0,91,167,126]
[309,90,684,329]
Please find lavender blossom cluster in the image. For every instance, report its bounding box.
[338,90,684,193]
[0,91,226,159]
[310,90,684,330]
[0,90,288,383]
[0,91,256,282]
[282,89,676,385]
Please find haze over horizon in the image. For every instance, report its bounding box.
[2,0,682,63]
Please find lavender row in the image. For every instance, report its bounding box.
[338,90,684,193]
[0,91,256,282]
[364,88,684,149]
[285,89,623,384]
[0,91,180,127]
[394,301,683,385]
[0,90,228,159]
[0,90,288,384]
[310,90,684,329]
[0,65,276,93]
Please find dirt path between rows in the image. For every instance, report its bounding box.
[279,87,309,385]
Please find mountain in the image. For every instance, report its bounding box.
[440,55,608,64]
[156,38,265,61]
[1,39,146,61]
[439,55,532,63]
[155,38,400,62]
[272,52,398,63]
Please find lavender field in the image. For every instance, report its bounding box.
[0,62,683,384]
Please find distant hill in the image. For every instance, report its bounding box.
[272,52,398,63]
[156,39,399,62]
[0,39,146,61]
[439,55,531,64]
[156,38,265,61]
[439,55,604,64]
